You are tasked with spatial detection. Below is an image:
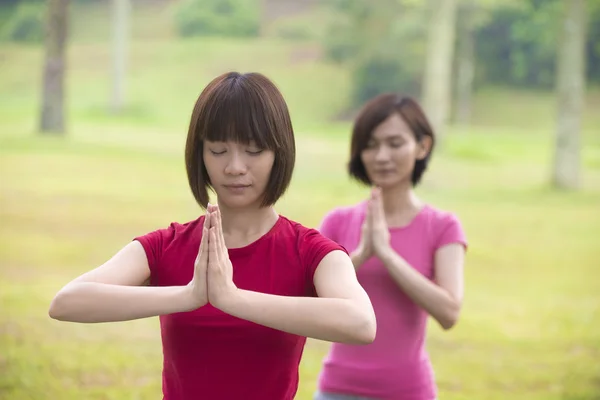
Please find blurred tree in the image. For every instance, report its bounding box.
[39,0,69,135]
[0,1,44,43]
[111,0,130,114]
[453,0,476,125]
[173,0,260,38]
[552,0,587,190]
[421,0,457,138]
[322,0,425,108]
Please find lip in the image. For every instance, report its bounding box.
[224,184,251,188]
[374,169,395,174]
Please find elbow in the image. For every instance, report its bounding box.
[439,316,458,331]
[348,307,377,345]
[48,295,66,321]
[358,317,377,344]
[439,302,461,331]
[48,299,63,321]
[48,287,73,321]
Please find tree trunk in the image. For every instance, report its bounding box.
[552,0,587,190]
[111,0,130,113]
[39,0,69,134]
[454,1,475,126]
[421,0,457,138]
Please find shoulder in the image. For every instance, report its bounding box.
[419,205,467,250]
[321,201,367,225]
[421,204,463,227]
[276,215,348,258]
[277,216,349,293]
[318,201,367,240]
[136,217,203,244]
[133,216,204,264]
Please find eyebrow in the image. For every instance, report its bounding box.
[369,133,405,141]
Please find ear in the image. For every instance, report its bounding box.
[417,136,433,160]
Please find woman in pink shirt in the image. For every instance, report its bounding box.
[315,94,468,400]
[48,72,376,400]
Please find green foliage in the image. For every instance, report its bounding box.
[322,0,425,108]
[474,2,560,88]
[351,54,420,105]
[475,0,600,87]
[173,0,260,38]
[586,2,600,84]
[0,1,44,43]
[326,0,600,99]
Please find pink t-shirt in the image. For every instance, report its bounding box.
[316,202,467,400]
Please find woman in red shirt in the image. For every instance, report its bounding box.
[48,72,376,400]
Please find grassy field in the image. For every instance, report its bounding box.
[1,2,600,399]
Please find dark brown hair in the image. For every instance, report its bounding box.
[185,72,296,208]
[348,94,435,186]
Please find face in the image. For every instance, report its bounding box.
[203,140,275,209]
[360,113,430,189]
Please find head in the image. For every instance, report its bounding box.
[348,94,434,190]
[185,72,296,210]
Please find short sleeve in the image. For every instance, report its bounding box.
[133,225,173,277]
[317,208,343,243]
[298,228,348,295]
[435,213,468,251]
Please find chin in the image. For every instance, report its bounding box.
[214,192,261,209]
[370,177,401,189]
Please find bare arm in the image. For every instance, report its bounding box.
[349,249,370,269]
[378,243,465,330]
[48,240,204,323]
[216,250,376,344]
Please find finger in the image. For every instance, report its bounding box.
[211,212,219,246]
[199,226,209,266]
[216,206,227,258]
[209,227,220,266]
[363,199,371,226]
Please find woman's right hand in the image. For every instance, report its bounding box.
[186,206,211,309]
[351,199,374,268]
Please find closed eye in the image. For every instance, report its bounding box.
[247,149,264,155]
[209,149,226,155]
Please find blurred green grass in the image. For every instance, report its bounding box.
[1,2,600,399]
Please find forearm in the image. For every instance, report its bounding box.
[49,282,196,323]
[350,249,369,270]
[219,290,375,344]
[379,250,461,329]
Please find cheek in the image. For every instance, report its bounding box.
[393,144,418,163]
[360,151,373,167]
[256,157,275,181]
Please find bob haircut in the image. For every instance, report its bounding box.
[185,72,296,209]
[348,93,435,186]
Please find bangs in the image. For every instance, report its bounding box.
[197,75,281,151]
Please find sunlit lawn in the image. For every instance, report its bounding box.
[1,2,600,399]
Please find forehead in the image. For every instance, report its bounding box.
[370,113,413,141]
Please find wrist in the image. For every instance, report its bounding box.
[184,283,207,311]
[376,245,396,264]
[351,247,369,266]
[213,285,242,313]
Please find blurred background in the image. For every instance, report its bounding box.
[0,0,599,399]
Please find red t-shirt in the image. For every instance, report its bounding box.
[134,215,346,400]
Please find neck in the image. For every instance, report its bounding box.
[380,182,422,216]
[216,201,279,238]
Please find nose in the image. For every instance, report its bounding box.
[374,144,390,162]
[224,151,247,176]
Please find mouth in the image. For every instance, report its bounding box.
[224,184,251,188]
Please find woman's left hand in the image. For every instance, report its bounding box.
[370,188,392,258]
[206,204,237,310]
